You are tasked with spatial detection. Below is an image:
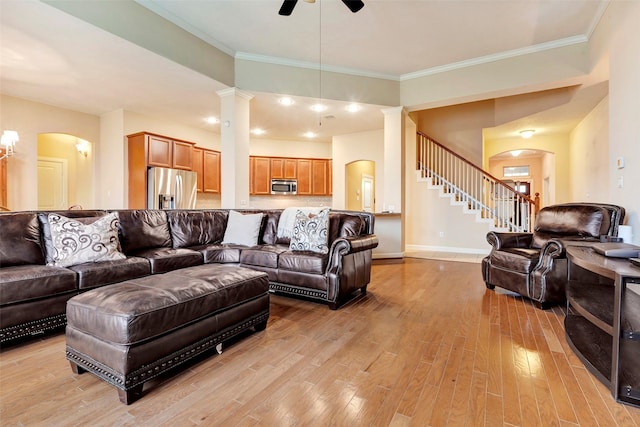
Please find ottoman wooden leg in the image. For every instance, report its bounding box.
[119,384,143,405]
[69,362,86,375]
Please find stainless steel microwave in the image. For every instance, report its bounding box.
[271,179,297,195]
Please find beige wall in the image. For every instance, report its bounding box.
[249,138,331,159]
[569,96,609,202]
[1,95,100,210]
[332,129,385,212]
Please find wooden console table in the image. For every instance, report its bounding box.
[566,246,640,407]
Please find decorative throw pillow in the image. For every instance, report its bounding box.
[289,208,330,254]
[47,212,126,267]
[222,210,264,246]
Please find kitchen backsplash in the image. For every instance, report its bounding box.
[195,194,332,210]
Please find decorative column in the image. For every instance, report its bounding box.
[217,88,254,209]
[381,106,406,213]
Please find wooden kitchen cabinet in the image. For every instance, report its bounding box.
[250,156,271,195]
[312,159,328,195]
[296,159,312,195]
[202,150,221,193]
[127,132,196,208]
[193,147,221,193]
[249,155,332,197]
[271,158,297,179]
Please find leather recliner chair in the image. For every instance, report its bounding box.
[481,203,625,309]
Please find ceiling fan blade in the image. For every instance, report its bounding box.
[279,0,299,16]
[342,0,364,13]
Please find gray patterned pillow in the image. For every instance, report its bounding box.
[47,212,126,267]
[289,208,330,254]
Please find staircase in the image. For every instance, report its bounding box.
[416,132,538,232]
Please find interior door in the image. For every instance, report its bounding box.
[38,157,68,210]
[361,175,374,212]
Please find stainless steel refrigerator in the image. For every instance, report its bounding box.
[147,167,198,209]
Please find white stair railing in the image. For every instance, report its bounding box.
[417,132,538,232]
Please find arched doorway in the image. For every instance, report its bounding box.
[37,133,93,210]
[345,160,375,212]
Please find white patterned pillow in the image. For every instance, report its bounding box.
[47,213,126,267]
[289,208,330,254]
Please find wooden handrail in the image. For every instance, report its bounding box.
[417,131,538,207]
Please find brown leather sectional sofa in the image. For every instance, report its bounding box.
[0,208,378,344]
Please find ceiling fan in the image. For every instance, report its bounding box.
[279,0,365,16]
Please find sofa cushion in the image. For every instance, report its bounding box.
[532,205,610,248]
[222,210,264,246]
[194,244,242,264]
[290,208,330,254]
[240,245,288,269]
[46,213,126,268]
[0,213,44,267]
[0,265,77,305]
[490,248,540,273]
[167,210,227,248]
[278,251,328,274]
[132,247,202,274]
[69,256,151,290]
[117,210,172,253]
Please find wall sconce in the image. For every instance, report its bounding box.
[0,130,18,160]
[519,129,535,139]
[76,139,90,157]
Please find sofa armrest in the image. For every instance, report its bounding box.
[332,235,379,255]
[486,231,533,250]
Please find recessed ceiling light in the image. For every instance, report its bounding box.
[304,131,317,138]
[519,129,535,139]
[345,103,360,113]
[251,128,266,135]
[206,117,219,124]
[311,103,327,112]
[278,97,294,106]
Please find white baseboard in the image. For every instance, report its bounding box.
[405,244,490,255]
[372,252,404,259]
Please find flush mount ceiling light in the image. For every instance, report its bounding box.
[206,117,219,124]
[519,129,535,139]
[304,131,317,138]
[251,128,266,136]
[345,103,361,113]
[278,97,295,106]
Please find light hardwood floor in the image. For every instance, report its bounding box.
[2,258,640,426]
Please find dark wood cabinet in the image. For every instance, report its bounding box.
[566,246,640,407]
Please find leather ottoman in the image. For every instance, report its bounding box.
[65,264,269,404]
